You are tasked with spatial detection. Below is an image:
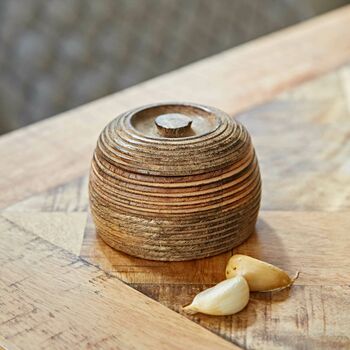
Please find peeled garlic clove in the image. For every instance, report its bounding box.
[226,254,297,292]
[183,275,249,316]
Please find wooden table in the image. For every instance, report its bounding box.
[1,6,350,350]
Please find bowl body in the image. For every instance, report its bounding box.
[89,102,261,261]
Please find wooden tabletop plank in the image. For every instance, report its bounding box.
[0,215,238,350]
[2,6,350,209]
[2,57,350,349]
[2,210,348,350]
[239,66,350,211]
[101,210,350,350]
[2,6,350,350]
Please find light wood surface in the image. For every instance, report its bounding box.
[2,6,350,209]
[0,215,237,350]
[1,6,350,350]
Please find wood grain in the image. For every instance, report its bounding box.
[149,284,350,350]
[81,211,350,287]
[82,210,350,350]
[2,7,350,350]
[2,210,348,349]
[238,66,350,211]
[89,103,261,260]
[2,212,87,255]
[0,215,237,350]
[3,62,346,349]
[2,6,350,209]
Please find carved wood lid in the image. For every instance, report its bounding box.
[96,102,251,176]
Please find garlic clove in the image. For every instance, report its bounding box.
[226,254,298,292]
[183,275,249,316]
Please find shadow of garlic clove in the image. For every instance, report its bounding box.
[226,254,299,292]
[182,276,249,316]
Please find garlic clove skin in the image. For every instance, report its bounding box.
[226,254,295,292]
[183,275,249,316]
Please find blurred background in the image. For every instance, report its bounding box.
[0,0,349,135]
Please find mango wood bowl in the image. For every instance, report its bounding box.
[89,102,261,261]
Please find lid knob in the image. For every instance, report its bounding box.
[155,113,193,137]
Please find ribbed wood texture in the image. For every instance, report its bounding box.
[89,103,261,261]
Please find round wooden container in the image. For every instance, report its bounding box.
[89,102,261,261]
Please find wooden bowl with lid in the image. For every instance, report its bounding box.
[89,102,261,261]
